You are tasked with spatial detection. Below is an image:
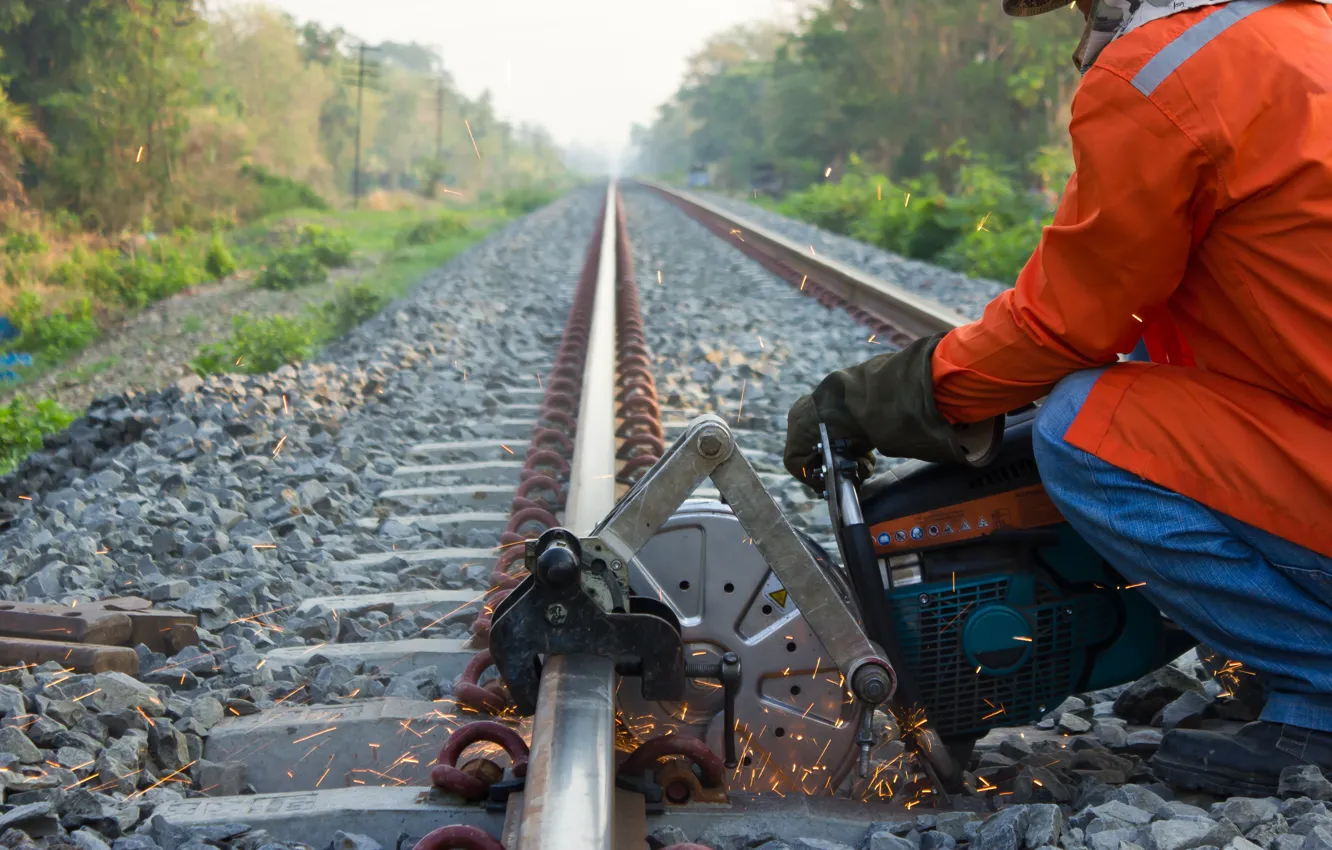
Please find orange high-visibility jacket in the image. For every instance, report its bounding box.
[931,0,1332,556]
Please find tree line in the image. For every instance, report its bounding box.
[629,1,1089,283]
[631,1,1085,193]
[0,1,568,233]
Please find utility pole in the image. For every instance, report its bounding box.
[344,43,381,209]
[435,77,445,167]
[353,44,365,208]
[432,75,445,198]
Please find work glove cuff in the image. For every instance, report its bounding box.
[812,333,1005,468]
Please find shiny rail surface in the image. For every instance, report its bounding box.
[515,181,623,850]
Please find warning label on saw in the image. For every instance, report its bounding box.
[760,572,790,611]
[869,484,1063,554]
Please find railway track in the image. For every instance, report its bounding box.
[135,180,957,848]
[0,181,1271,850]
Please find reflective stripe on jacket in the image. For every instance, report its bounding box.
[930,0,1332,556]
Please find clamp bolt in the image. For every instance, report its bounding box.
[545,603,568,626]
[696,428,726,459]
[852,663,895,705]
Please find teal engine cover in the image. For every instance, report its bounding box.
[858,409,1195,742]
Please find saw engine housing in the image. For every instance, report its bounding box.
[856,407,1196,743]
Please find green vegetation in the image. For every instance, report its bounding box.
[0,3,564,476]
[255,249,327,290]
[69,356,118,381]
[254,224,353,290]
[192,314,319,376]
[10,291,97,360]
[498,185,559,216]
[774,145,1067,282]
[299,225,353,269]
[204,236,238,281]
[398,212,470,247]
[316,282,391,337]
[633,6,1086,282]
[192,207,499,378]
[241,164,330,218]
[0,396,74,474]
[0,4,570,232]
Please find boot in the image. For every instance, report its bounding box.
[1151,720,1332,796]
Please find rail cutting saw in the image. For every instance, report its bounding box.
[488,409,1195,795]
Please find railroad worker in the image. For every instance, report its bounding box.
[785,0,1332,796]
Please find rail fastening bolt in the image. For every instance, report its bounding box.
[545,603,568,626]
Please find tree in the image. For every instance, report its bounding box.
[0,83,49,205]
[632,1,1085,192]
[0,0,207,230]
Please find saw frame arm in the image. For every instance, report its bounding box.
[588,414,897,709]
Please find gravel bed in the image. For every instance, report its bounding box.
[696,191,1008,322]
[623,184,895,543]
[0,185,1325,850]
[0,187,603,849]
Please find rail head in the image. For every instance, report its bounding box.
[515,180,621,850]
[635,179,966,339]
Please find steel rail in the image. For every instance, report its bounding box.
[635,180,964,339]
[514,180,621,850]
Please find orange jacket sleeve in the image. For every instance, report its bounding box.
[931,67,1215,424]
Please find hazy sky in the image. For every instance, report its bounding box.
[235,0,803,157]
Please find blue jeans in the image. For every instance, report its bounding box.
[1033,368,1332,732]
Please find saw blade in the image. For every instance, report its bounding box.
[617,500,861,795]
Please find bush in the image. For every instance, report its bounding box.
[847,175,951,259]
[317,282,390,337]
[398,213,470,247]
[255,247,327,290]
[191,313,318,376]
[500,185,558,215]
[83,242,205,308]
[776,144,1051,284]
[241,164,329,218]
[0,396,74,474]
[778,171,876,235]
[188,342,233,377]
[298,225,353,268]
[10,291,98,358]
[253,224,352,290]
[938,217,1047,282]
[4,230,47,257]
[204,235,238,280]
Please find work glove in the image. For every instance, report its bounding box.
[784,333,1005,489]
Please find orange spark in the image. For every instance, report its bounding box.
[465,120,482,159]
[292,727,338,744]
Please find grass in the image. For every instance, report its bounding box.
[190,205,504,377]
[68,356,118,381]
[247,205,502,303]
[182,314,203,334]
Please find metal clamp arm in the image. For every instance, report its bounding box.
[591,415,896,706]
